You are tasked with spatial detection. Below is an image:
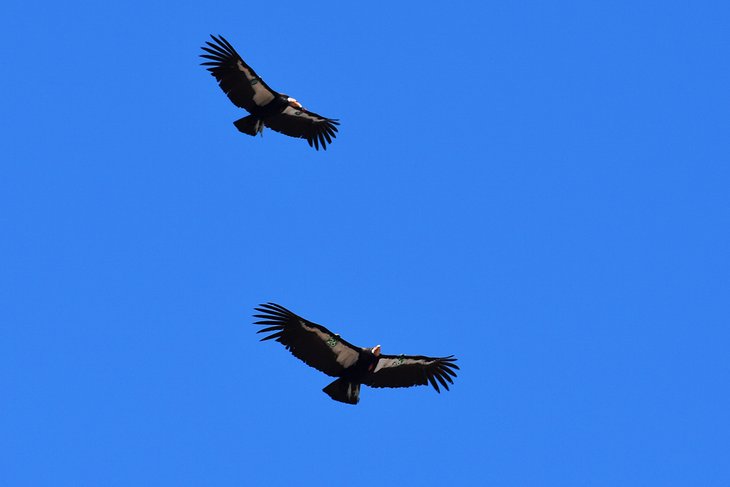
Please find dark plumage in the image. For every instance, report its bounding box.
[200,35,339,150]
[253,303,459,405]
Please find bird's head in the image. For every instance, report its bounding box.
[287,96,303,109]
[372,345,381,356]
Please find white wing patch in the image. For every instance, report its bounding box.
[237,60,274,106]
[282,105,323,122]
[374,356,430,373]
[300,320,360,368]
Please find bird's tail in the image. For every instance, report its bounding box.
[233,115,264,137]
[323,378,360,405]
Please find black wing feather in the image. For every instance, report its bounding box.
[200,35,278,112]
[264,106,340,151]
[365,354,459,393]
[253,303,364,377]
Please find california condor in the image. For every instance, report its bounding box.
[200,35,339,150]
[253,303,459,405]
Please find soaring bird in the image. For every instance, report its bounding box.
[200,35,339,150]
[253,303,459,405]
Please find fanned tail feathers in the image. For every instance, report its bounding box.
[234,115,264,136]
[323,378,360,405]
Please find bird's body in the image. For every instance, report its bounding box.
[254,303,459,405]
[244,94,289,120]
[200,35,339,150]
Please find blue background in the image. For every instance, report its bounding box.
[2,1,729,485]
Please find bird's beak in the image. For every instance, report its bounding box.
[288,97,303,109]
[372,345,381,356]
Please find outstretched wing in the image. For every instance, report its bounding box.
[253,303,363,377]
[200,35,278,112]
[265,106,340,150]
[365,354,459,393]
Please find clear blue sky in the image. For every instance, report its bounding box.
[2,1,729,485]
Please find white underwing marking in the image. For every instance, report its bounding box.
[236,61,274,106]
[299,320,358,368]
[284,106,320,121]
[374,355,413,373]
